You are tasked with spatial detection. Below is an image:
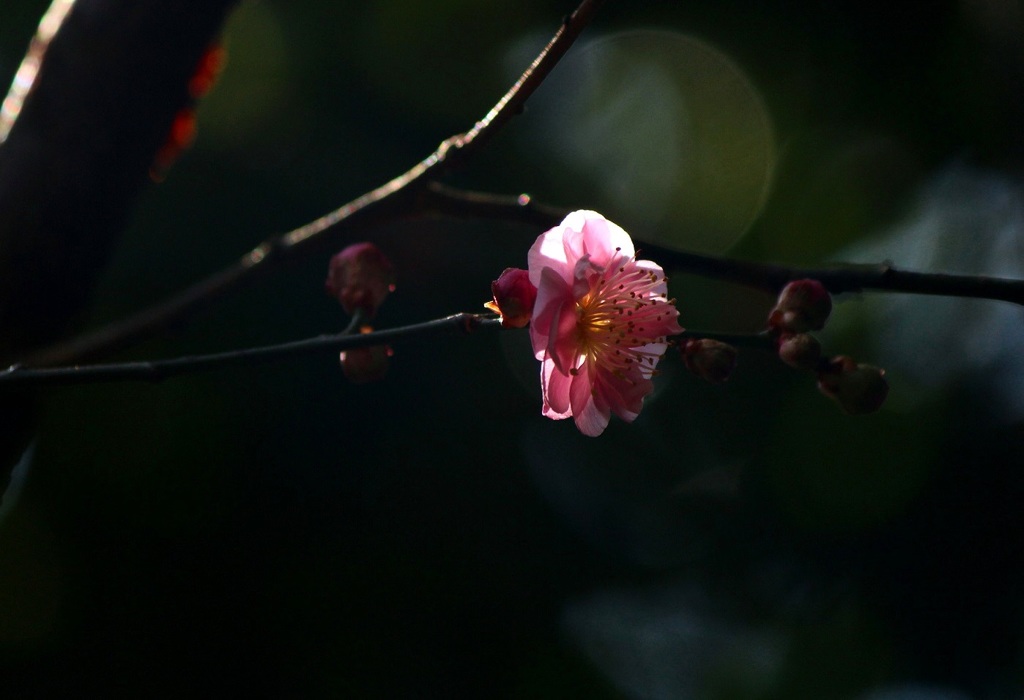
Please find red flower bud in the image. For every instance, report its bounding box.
[769,279,832,333]
[326,243,396,318]
[817,356,889,415]
[484,268,537,329]
[682,339,738,384]
[339,326,391,384]
[777,333,822,371]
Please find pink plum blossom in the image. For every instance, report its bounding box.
[528,210,683,437]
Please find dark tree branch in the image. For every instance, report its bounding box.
[16,0,1023,381]
[0,313,501,389]
[420,186,1024,306]
[0,0,239,481]
[0,0,239,363]
[0,314,785,391]
[19,0,610,368]
[429,0,610,170]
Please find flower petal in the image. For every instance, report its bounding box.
[635,341,669,379]
[546,296,581,375]
[541,357,573,419]
[598,367,653,423]
[570,361,611,437]
[528,225,572,287]
[561,210,635,269]
[530,266,572,360]
[633,258,669,298]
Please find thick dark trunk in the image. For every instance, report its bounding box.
[0,0,238,361]
[0,0,238,486]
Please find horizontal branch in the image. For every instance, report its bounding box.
[0,312,790,391]
[1,313,500,390]
[648,251,1024,306]
[421,186,1024,306]
[28,171,1024,376]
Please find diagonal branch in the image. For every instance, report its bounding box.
[20,0,610,368]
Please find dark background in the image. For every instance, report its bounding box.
[2,0,1024,697]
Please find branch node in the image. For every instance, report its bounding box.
[459,313,481,334]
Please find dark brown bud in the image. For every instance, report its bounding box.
[339,327,391,384]
[817,356,888,415]
[326,243,396,318]
[682,339,738,384]
[777,333,822,371]
[769,279,832,333]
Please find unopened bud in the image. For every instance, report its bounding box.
[682,339,738,384]
[326,243,396,318]
[817,356,888,415]
[769,279,832,333]
[777,333,822,371]
[484,267,537,328]
[339,326,391,384]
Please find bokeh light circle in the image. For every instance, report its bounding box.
[520,30,775,253]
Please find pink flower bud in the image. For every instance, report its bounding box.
[817,356,889,415]
[682,339,738,384]
[325,243,396,318]
[777,333,822,371]
[769,279,832,333]
[339,326,391,384]
[484,267,537,329]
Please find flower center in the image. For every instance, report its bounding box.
[573,255,677,376]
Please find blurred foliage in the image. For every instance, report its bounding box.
[2,0,1024,696]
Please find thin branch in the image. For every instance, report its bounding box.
[0,316,780,392]
[1,313,500,390]
[20,0,608,369]
[419,182,570,228]
[434,0,610,167]
[647,251,1024,306]
[420,186,1024,306]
